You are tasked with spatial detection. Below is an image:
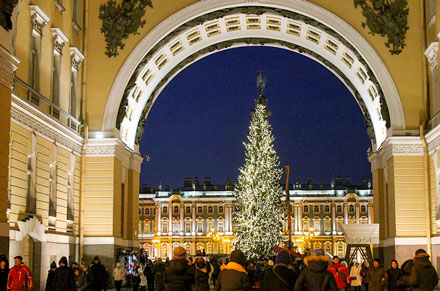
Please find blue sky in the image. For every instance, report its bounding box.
[139,46,372,189]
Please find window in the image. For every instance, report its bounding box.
[144,221,150,234]
[324,205,330,213]
[197,221,203,233]
[162,221,168,233]
[313,242,322,250]
[138,222,142,235]
[163,206,168,214]
[303,205,309,213]
[324,219,331,233]
[174,205,179,214]
[49,147,57,218]
[173,221,179,234]
[337,205,342,213]
[207,243,213,254]
[153,208,156,215]
[51,49,61,108]
[185,243,191,256]
[218,244,224,254]
[218,221,224,232]
[207,220,214,232]
[324,242,332,254]
[186,206,191,214]
[337,243,345,257]
[313,218,320,233]
[197,206,203,214]
[67,162,75,221]
[145,208,150,216]
[208,206,213,214]
[70,67,78,117]
[26,133,37,215]
[218,206,224,213]
[72,0,79,24]
[349,204,355,213]
[314,205,320,213]
[303,219,310,232]
[185,221,191,233]
[361,205,367,213]
[336,218,344,232]
[139,208,142,215]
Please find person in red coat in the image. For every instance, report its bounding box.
[7,256,33,291]
[328,256,350,291]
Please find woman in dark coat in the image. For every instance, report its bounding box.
[294,249,338,291]
[193,259,210,291]
[52,256,75,291]
[0,257,9,291]
[153,258,166,291]
[262,250,298,291]
[397,260,414,291]
[387,260,403,291]
[361,261,370,291]
[45,261,57,291]
[215,249,250,291]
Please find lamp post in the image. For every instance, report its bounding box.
[284,165,292,249]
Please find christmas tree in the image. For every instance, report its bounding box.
[233,74,283,260]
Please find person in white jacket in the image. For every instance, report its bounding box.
[113,262,125,291]
[139,264,148,291]
[350,261,362,291]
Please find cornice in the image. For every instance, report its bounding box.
[425,42,438,71]
[11,95,83,154]
[29,5,50,36]
[0,45,19,89]
[86,138,133,168]
[70,47,85,71]
[129,152,144,173]
[51,27,69,55]
[426,124,440,154]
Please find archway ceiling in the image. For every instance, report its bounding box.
[114,6,392,151]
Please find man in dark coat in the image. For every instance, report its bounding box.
[387,260,403,291]
[153,258,166,291]
[215,249,250,291]
[262,249,298,291]
[45,261,56,291]
[90,256,109,291]
[211,259,220,288]
[409,249,438,291]
[52,256,75,291]
[144,259,154,291]
[164,247,195,291]
[0,257,9,291]
[367,258,388,291]
[294,249,338,291]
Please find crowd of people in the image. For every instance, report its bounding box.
[0,247,438,291]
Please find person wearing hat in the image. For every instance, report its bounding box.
[90,256,109,291]
[294,249,338,291]
[44,261,57,291]
[409,249,438,291]
[164,246,195,291]
[328,255,351,290]
[7,255,33,291]
[366,258,388,291]
[0,256,9,291]
[350,260,362,291]
[261,249,298,291]
[52,256,75,291]
[215,249,250,291]
[112,262,124,291]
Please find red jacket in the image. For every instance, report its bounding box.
[328,263,351,289]
[7,264,33,291]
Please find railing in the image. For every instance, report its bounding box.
[13,77,82,134]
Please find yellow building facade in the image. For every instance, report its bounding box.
[0,1,439,289]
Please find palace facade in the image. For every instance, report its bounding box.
[138,177,373,259]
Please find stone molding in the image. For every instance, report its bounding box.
[70,47,85,71]
[369,136,423,172]
[425,42,438,71]
[342,223,379,244]
[15,216,47,242]
[51,27,69,55]
[29,5,50,36]
[11,95,83,154]
[426,124,440,154]
[0,45,19,89]
[129,152,144,173]
[86,138,132,168]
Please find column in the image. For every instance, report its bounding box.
[332,202,336,235]
[180,203,184,235]
[298,205,303,232]
[367,203,372,224]
[168,202,172,235]
[355,203,360,224]
[228,205,233,233]
[344,203,348,224]
[0,45,18,255]
[192,203,196,234]
[157,204,161,235]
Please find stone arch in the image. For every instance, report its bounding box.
[103,0,405,151]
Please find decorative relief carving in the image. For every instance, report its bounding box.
[425,42,438,71]
[86,138,133,168]
[11,96,83,154]
[30,5,50,36]
[70,47,85,71]
[51,27,69,55]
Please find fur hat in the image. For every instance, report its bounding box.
[50,261,57,269]
[230,250,246,267]
[275,250,291,265]
[173,247,187,259]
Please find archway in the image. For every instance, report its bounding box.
[102,0,404,151]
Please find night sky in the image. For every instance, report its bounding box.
[139,46,372,189]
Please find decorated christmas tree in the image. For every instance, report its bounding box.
[233,74,283,260]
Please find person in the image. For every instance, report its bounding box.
[52,256,75,291]
[387,260,403,291]
[247,263,256,288]
[215,249,250,291]
[367,258,387,291]
[350,261,362,291]
[164,247,195,291]
[90,256,109,291]
[144,260,154,291]
[78,263,94,291]
[261,249,298,291]
[113,262,124,291]
[264,260,274,277]
[409,249,438,291]
[74,267,83,290]
[45,261,57,291]
[397,260,414,291]
[153,258,166,291]
[139,264,148,291]
[7,255,33,291]
[360,261,370,291]
[328,256,350,291]
[211,259,220,288]
[0,257,9,291]
[294,249,338,291]
[132,263,141,291]
[193,258,210,291]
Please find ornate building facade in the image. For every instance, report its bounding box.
[138,177,373,259]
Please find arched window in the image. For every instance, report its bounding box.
[197,206,203,214]
[197,218,203,233]
[186,206,191,213]
[145,207,150,216]
[163,206,168,214]
[207,219,214,232]
[303,217,310,232]
[174,205,179,213]
[324,242,332,254]
[303,204,309,213]
[162,219,168,233]
[313,217,321,233]
[314,205,320,213]
[337,205,342,213]
[361,205,367,212]
[208,206,213,213]
[324,205,330,213]
[184,242,191,256]
[349,204,355,212]
[173,220,179,234]
[144,220,150,234]
[324,217,331,233]
[218,206,224,213]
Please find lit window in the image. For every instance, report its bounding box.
[145,208,150,216]
[324,205,330,213]
[325,243,332,254]
[186,206,191,213]
[197,206,203,214]
[303,219,310,232]
[208,206,213,213]
[349,204,355,212]
[173,221,179,234]
[324,219,331,233]
[314,205,320,213]
[313,218,320,233]
[361,205,367,212]
[162,221,168,233]
[207,220,214,232]
[337,205,342,213]
[218,206,224,213]
[197,221,203,233]
[185,221,191,233]
[218,222,224,232]
[163,206,168,214]
[144,221,150,234]
[303,205,309,213]
[174,205,179,213]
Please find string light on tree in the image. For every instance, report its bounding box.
[233,72,283,260]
